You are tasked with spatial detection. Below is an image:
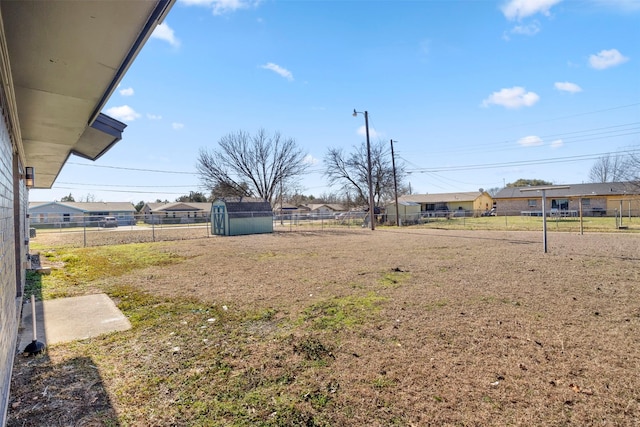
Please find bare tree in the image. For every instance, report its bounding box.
[197,129,308,205]
[324,140,404,207]
[626,151,640,187]
[588,153,628,183]
[486,187,502,197]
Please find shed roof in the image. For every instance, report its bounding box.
[399,191,485,204]
[494,182,639,199]
[214,197,273,216]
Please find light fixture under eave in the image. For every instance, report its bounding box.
[24,167,35,188]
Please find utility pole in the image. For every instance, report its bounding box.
[353,109,375,230]
[390,139,400,226]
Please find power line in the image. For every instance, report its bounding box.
[56,181,199,188]
[67,162,196,175]
[52,186,188,195]
[403,148,640,173]
[398,122,640,158]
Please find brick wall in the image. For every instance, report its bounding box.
[0,87,22,426]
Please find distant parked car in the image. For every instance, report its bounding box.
[99,216,118,228]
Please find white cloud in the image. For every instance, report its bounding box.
[172,122,185,130]
[179,0,260,15]
[303,154,318,165]
[260,63,294,81]
[554,81,583,93]
[517,135,544,147]
[119,87,134,97]
[589,49,629,70]
[105,105,141,122]
[151,22,180,47]
[147,113,162,120]
[510,21,541,36]
[501,0,562,20]
[550,139,563,149]
[482,86,540,109]
[357,125,380,139]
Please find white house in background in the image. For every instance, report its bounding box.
[304,203,346,218]
[142,202,211,224]
[29,202,137,227]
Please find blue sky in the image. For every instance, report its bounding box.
[31,0,640,203]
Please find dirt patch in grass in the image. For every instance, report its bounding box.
[10,228,640,426]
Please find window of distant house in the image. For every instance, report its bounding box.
[63,213,70,222]
[582,198,591,206]
[528,199,537,207]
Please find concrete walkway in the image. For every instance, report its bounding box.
[18,293,131,352]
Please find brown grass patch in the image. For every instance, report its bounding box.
[10,228,640,426]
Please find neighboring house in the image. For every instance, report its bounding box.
[141,202,166,221]
[211,197,273,236]
[304,203,346,218]
[273,202,300,219]
[385,201,421,225]
[399,191,494,217]
[493,182,640,216]
[0,1,174,422]
[29,202,136,227]
[143,202,211,224]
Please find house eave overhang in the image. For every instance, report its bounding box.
[0,0,175,188]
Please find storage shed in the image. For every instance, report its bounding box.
[211,197,274,236]
[386,201,421,225]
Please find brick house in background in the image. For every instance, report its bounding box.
[493,182,640,216]
[399,191,494,217]
[0,1,174,423]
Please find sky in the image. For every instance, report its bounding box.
[30,0,640,203]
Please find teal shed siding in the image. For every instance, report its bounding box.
[211,198,273,236]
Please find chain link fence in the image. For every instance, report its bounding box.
[28,208,639,247]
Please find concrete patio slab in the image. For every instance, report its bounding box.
[18,293,131,352]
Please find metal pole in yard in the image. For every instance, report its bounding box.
[521,186,569,253]
[579,198,584,236]
[83,215,87,247]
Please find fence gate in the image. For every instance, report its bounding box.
[213,205,226,235]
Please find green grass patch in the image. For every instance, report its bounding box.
[380,270,411,288]
[301,293,387,331]
[38,243,184,299]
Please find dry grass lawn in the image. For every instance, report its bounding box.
[9,228,640,426]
